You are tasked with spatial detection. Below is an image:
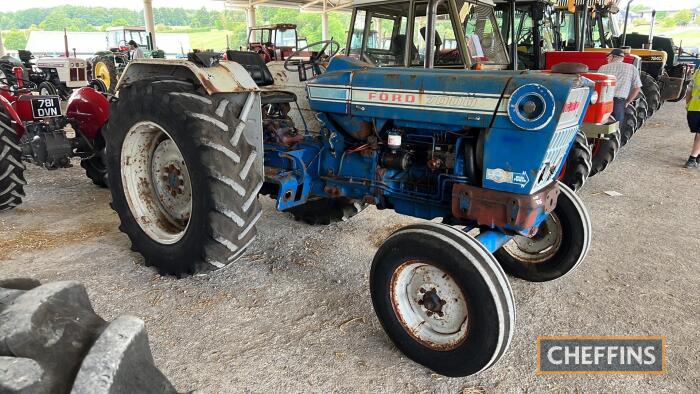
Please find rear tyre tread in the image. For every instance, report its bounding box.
[0,107,25,211]
[559,130,592,192]
[106,78,263,275]
[590,129,621,177]
[286,198,367,225]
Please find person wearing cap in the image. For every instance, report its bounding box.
[684,67,700,168]
[128,40,144,60]
[598,48,642,124]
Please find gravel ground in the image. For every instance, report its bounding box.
[1,102,698,393]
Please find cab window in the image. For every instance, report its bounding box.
[458,0,509,65]
[411,1,463,67]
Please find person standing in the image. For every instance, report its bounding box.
[128,40,145,60]
[599,48,643,123]
[684,67,700,169]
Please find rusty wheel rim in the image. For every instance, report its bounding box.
[390,260,469,351]
[121,121,192,245]
[503,213,562,264]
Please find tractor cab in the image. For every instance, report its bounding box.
[247,24,306,62]
[345,0,510,69]
[106,27,149,52]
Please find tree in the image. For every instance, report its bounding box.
[39,10,70,31]
[673,10,693,26]
[2,30,28,50]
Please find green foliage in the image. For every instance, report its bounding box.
[0,5,353,51]
[2,30,29,50]
[661,18,676,28]
[673,10,693,26]
[630,5,650,13]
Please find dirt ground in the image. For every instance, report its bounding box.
[1,102,698,393]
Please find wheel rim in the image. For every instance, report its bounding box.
[121,121,192,244]
[502,213,563,264]
[390,260,469,351]
[94,62,111,89]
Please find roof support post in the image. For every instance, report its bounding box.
[143,0,156,49]
[247,4,257,33]
[322,1,329,41]
[0,31,5,57]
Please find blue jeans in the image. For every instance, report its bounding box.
[612,98,626,123]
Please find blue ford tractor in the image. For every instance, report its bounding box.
[105,0,594,377]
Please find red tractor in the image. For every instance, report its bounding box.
[0,67,110,211]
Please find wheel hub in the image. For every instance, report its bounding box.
[121,121,192,245]
[418,288,447,316]
[503,213,562,264]
[390,261,469,351]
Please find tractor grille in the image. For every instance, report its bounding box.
[534,125,578,191]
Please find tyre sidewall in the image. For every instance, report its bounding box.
[106,82,211,273]
[370,231,503,377]
[494,184,588,282]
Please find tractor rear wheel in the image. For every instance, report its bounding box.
[0,107,25,212]
[620,106,638,147]
[105,78,263,276]
[558,130,591,192]
[285,197,366,225]
[0,279,178,393]
[494,182,591,282]
[92,56,118,93]
[635,92,649,127]
[37,81,58,96]
[640,71,661,115]
[370,222,514,377]
[589,129,621,177]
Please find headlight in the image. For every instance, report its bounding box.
[507,84,556,131]
[590,90,599,105]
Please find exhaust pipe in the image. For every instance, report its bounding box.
[424,0,445,69]
[510,0,518,70]
[621,0,634,47]
[647,10,656,50]
[64,28,70,58]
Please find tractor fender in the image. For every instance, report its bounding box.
[114,59,260,96]
[0,94,25,139]
[66,87,110,140]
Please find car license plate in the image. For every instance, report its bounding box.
[31,96,61,118]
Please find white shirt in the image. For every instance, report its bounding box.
[130,47,145,60]
[599,60,643,99]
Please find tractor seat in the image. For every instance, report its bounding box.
[225,50,274,87]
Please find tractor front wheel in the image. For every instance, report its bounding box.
[558,130,591,192]
[371,222,515,377]
[105,78,263,275]
[0,106,26,211]
[92,56,118,93]
[494,182,591,282]
[589,129,621,177]
[285,197,366,225]
[38,81,58,96]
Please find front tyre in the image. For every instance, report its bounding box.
[494,182,591,282]
[105,79,263,275]
[371,223,515,377]
[38,81,58,96]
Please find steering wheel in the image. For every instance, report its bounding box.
[0,77,37,93]
[284,39,341,72]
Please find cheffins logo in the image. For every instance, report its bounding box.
[537,336,666,374]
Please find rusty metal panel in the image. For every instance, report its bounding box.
[451,182,560,235]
